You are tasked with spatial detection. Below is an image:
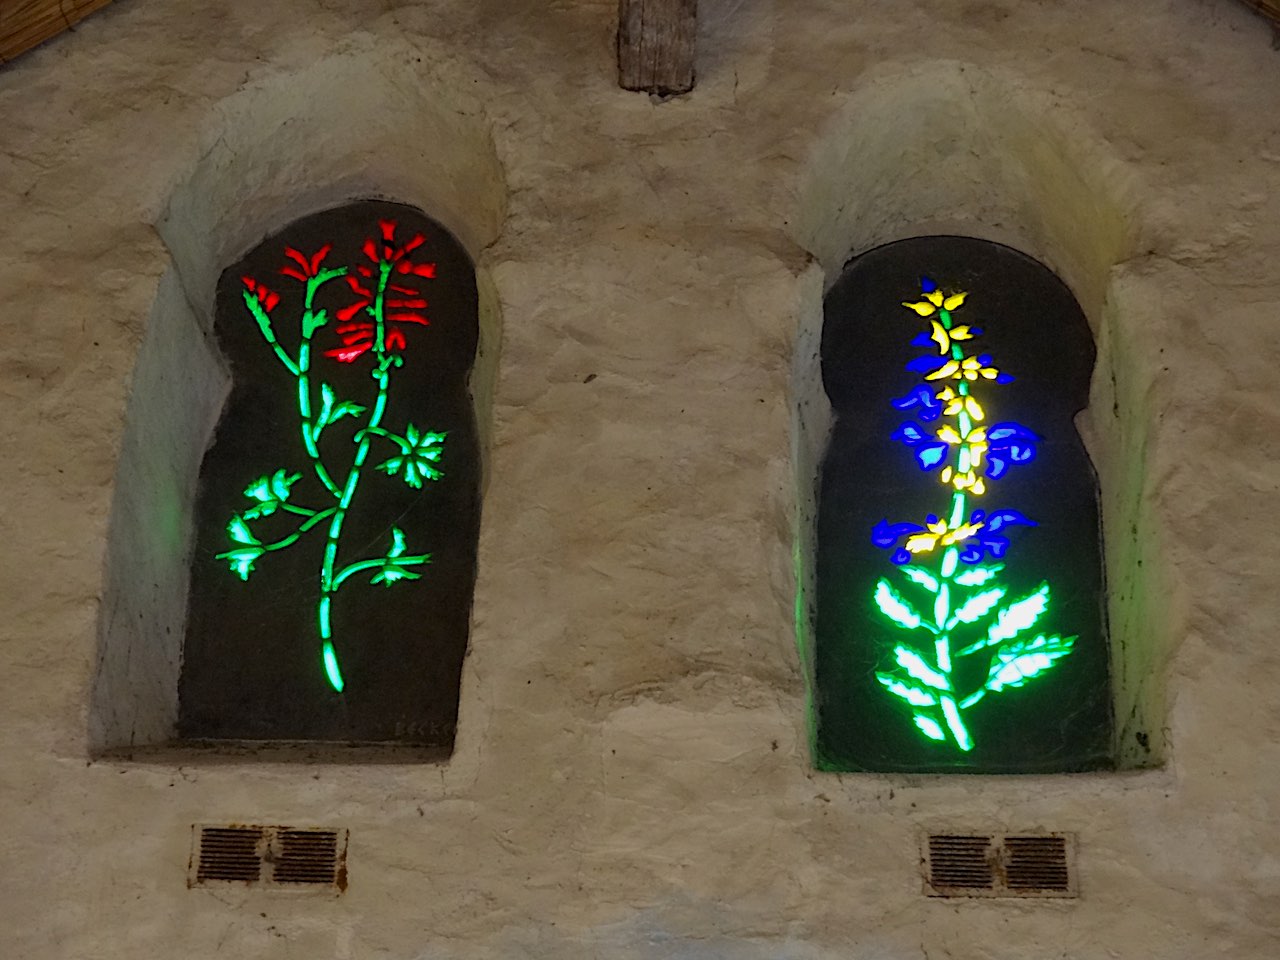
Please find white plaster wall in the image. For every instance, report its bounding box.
[1,0,1279,957]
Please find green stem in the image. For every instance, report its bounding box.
[297,273,346,499]
[254,508,336,552]
[244,293,300,377]
[332,553,431,589]
[315,261,395,693]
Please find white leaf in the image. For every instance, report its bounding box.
[874,579,922,630]
[986,634,1076,691]
[877,673,938,707]
[901,566,939,594]
[986,583,1050,645]
[894,646,949,691]
[948,587,1007,628]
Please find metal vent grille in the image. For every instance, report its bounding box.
[923,832,1076,898]
[927,834,995,890]
[195,826,264,883]
[190,825,347,891]
[272,829,343,885]
[1004,835,1070,891]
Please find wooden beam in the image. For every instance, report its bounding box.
[617,0,697,96]
[0,0,117,67]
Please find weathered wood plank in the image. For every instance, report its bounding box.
[0,0,117,66]
[617,0,697,95]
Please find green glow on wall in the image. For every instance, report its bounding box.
[867,278,1076,752]
[217,225,446,691]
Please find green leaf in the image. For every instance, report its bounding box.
[216,546,264,581]
[874,579,923,630]
[986,634,1076,692]
[242,469,300,519]
[227,515,259,545]
[312,384,366,441]
[302,308,329,339]
[954,564,1003,587]
[901,566,939,594]
[369,528,431,586]
[377,424,446,489]
[914,714,946,741]
[894,646,949,691]
[268,469,300,501]
[877,673,938,707]
[947,586,1007,629]
[986,583,1050,645]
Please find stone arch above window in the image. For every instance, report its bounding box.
[174,200,481,749]
[814,236,1112,773]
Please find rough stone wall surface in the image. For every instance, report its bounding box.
[1,0,1278,957]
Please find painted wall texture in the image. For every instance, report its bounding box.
[1,0,1278,957]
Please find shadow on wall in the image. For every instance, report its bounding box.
[787,61,1172,770]
[90,50,507,754]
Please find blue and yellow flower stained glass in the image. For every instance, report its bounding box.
[867,277,1071,752]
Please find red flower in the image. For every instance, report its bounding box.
[326,220,436,364]
[279,243,333,282]
[242,276,279,312]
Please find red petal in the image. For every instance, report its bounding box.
[388,312,429,325]
[337,301,369,322]
[280,266,309,282]
[336,321,372,334]
[344,275,373,297]
[380,220,397,242]
[308,243,332,275]
[357,266,374,278]
[386,298,428,309]
[242,276,258,292]
[362,238,379,263]
[384,329,407,351]
[324,344,369,363]
[284,247,311,272]
[264,292,280,312]
[402,234,425,254]
[389,284,419,295]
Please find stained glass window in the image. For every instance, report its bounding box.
[815,237,1112,773]
[178,200,480,750]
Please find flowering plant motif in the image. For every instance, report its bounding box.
[866,277,1074,751]
[216,220,446,692]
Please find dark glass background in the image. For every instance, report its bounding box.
[815,236,1113,773]
[179,200,480,748]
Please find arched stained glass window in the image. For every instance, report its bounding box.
[815,237,1112,773]
[178,200,480,751]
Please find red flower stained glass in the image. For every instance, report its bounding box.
[242,276,280,312]
[327,220,437,363]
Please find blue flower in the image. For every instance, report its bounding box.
[890,421,950,471]
[986,422,1038,479]
[890,385,944,422]
[957,509,1037,563]
[871,518,926,565]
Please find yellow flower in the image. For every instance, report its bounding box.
[936,387,985,421]
[962,356,1000,380]
[925,321,976,355]
[929,355,1003,382]
[904,516,985,555]
[902,289,967,318]
[933,423,989,494]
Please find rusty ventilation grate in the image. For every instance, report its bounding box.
[923,833,1076,898]
[190,825,348,890]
